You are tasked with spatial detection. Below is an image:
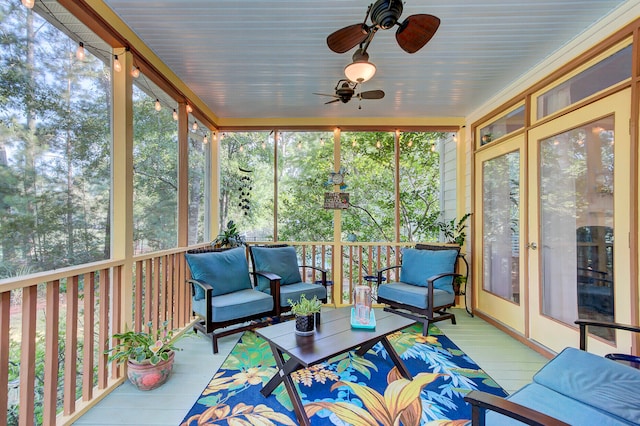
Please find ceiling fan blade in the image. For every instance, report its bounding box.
[395,14,440,54]
[325,98,341,104]
[327,23,369,53]
[313,92,339,98]
[359,89,385,100]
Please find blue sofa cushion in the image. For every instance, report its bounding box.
[185,247,252,299]
[533,347,640,424]
[486,382,634,425]
[400,248,458,293]
[191,288,273,323]
[277,282,327,307]
[377,281,455,309]
[251,246,302,292]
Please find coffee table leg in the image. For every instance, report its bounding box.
[380,336,412,380]
[261,343,311,426]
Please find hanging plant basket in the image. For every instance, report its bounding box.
[126,350,175,391]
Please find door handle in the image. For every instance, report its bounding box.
[527,242,538,250]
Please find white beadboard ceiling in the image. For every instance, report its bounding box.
[99,0,630,120]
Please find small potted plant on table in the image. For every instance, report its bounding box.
[288,295,322,336]
[106,321,180,391]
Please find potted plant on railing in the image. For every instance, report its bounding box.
[288,295,322,336]
[212,220,246,248]
[106,321,181,391]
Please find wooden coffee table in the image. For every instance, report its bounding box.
[256,307,416,426]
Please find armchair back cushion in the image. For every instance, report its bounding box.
[400,247,458,293]
[251,246,302,291]
[185,246,252,299]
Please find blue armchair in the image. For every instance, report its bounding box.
[185,246,276,353]
[376,244,461,336]
[248,244,328,316]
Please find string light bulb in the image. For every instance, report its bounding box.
[239,145,244,152]
[154,99,162,111]
[192,121,198,131]
[407,139,413,147]
[262,141,266,149]
[203,134,208,144]
[431,144,436,152]
[186,104,193,113]
[22,0,34,9]
[376,140,381,148]
[76,42,85,61]
[320,137,325,146]
[172,109,178,121]
[113,55,122,72]
[131,66,140,78]
[297,141,302,149]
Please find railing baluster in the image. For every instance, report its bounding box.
[19,285,37,426]
[83,272,95,401]
[98,269,110,390]
[64,276,79,415]
[0,291,10,426]
[43,279,60,425]
[152,257,160,335]
[111,266,122,380]
[144,259,152,326]
[135,261,143,332]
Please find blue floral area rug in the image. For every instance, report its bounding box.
[180,324,507,425]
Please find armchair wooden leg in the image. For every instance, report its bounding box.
[212,334,219,354]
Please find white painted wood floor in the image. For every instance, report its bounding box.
[73,308,550,425]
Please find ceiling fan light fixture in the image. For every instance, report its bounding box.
[344,49,376,83]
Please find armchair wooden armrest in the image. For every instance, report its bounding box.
[187,279,213,298]
[464,390,571,426]
[300,265,328,285]
[187,279,214,332]
[575,319,640,351]
[377,264,401,284]
[253,270,281,309]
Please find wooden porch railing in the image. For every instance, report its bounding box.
[0,241,419,425]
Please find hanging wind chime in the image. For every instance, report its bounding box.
[238,167,253,215]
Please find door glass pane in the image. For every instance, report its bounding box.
[482,151,520,303]
[539,116,614,338]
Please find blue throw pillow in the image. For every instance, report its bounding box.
[185,247,252,299]
[400,248,458,293]
[251,246,302,292]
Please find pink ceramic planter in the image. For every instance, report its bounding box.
[126,350,175,391]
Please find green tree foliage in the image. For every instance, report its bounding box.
[219,132,275,241]
[132,86,179,253]
[219,131,444,244]
[0,3,111,277]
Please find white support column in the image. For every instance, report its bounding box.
[332,128,342,306]
[111,47,134,328]
[209,128,220,240]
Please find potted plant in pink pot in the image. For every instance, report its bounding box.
[106,321,181,391]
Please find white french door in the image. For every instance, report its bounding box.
[527,89,632,354]
[475,89,633,355]
[475,136,526,333]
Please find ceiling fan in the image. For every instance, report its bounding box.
[313,80,384,107]
[326,0,440,55]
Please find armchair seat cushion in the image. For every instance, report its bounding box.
[400,248,458,292]
[277,282,327,307]
[251,246,302,291]
[186,246,252,299]
[487,382,632,425]
[485,347,640,425]
[378,281,455,309]
[192,288,274,324]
